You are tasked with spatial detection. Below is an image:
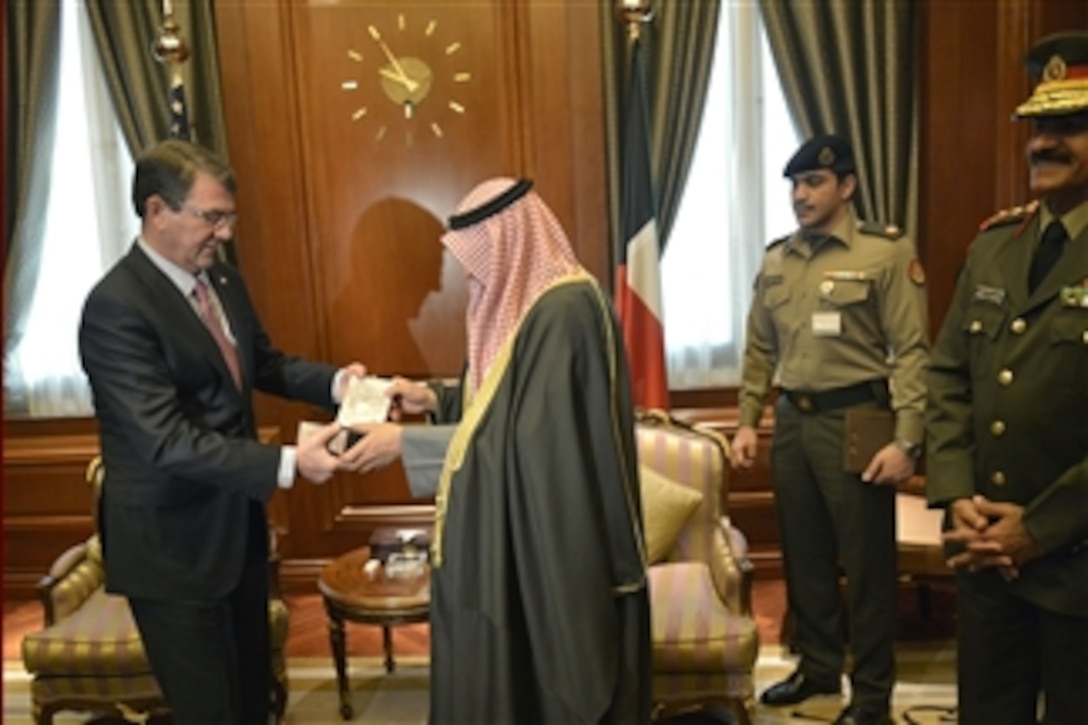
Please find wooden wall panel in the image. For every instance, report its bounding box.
[517,1,611,282]
[291,1,507,380]
[3,428,100,597]
[212,0,613,563]
[917,0,1002,341]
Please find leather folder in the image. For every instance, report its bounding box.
[843,408,894,473]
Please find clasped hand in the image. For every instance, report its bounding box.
[943,495,1043,579]
[336,376,438,473]
[298,376,438,481]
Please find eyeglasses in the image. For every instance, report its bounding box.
[184,205,239,229]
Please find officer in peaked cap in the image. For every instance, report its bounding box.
[735,130,928,725]
[782,133,856,177]
[926,28,1088,725]
[1015,30,1088,118]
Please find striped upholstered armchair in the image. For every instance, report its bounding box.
[635,409,760,724]
[20,457,289,724]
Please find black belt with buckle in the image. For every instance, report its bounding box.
[783,380,889,414]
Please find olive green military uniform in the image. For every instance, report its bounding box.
[926,200,1088,724]
[738,212,929,710]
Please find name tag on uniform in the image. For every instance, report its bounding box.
[812,311,842,336]
[972,285,1006,306]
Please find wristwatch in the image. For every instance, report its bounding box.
[894,439,922,459]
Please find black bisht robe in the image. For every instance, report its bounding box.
[428,278,651,724]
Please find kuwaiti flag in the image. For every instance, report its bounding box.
[615,37,668,409]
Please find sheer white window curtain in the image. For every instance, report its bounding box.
[5,1,135,417]
[662,5,799,389]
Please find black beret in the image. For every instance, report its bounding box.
[782,134,856,178]
[1015,31,1088,118]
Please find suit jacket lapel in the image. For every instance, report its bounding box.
[994,217,1036,314]
[124,245,245,394]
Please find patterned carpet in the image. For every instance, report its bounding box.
[3,644,956,724]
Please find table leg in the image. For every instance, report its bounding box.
[326,607,353,719]
[382,625,395,673]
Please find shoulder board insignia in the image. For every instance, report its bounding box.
[767,234,790,249]
[856,221,902,240]
[979,200,1040,233]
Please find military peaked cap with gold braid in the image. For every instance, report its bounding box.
[1016,31,1088,118]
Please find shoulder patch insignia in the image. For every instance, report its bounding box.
[979,200,1040,233]
[857,221,902,240]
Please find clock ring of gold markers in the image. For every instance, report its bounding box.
[341,14,472,144]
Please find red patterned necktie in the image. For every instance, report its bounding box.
[193,278,243,390]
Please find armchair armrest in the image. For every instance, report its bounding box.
[36,536,105,626]
[706,519,755,617]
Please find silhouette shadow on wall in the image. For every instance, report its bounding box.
[332,197,467,379]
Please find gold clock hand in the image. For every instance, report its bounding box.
[374,38,418,92]
[378,66,418,91]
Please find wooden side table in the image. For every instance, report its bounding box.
[318,546,430,720]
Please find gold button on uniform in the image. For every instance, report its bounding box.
[1010,318,1027,334]
[991,471,1007,486]
[990,420,1006,436]
[998,369,1014,385]
[969,320,983,334]
[1083,330,1088,345]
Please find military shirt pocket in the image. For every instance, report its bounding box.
[762,285,791,310]
[1048,313,1088,397]
[822,279,872,308]
[1049,313,1088,348]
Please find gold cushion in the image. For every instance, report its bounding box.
[640,465,703,564]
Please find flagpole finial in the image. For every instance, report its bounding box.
[616,0,653,41]
[153,0,192,140]
[152,10,189,65]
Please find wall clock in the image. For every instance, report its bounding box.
[340,14,472,146]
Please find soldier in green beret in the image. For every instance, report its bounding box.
[926,30,1088,724]
[733,134,929,725]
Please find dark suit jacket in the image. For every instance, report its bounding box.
[79,243,337,600]
[927,210,1088,617]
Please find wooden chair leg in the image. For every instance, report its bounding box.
[34,700,56,725]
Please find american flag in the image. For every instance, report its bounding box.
[168,72,191,140]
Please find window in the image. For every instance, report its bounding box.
[662,5,799,389]
[5,2,136,417]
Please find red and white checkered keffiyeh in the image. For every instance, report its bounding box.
[442,178,582,390]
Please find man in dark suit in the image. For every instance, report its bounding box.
[926,31,1088,724]
[78,139,361,724]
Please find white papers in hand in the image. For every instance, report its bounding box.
[336,375,394,427]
